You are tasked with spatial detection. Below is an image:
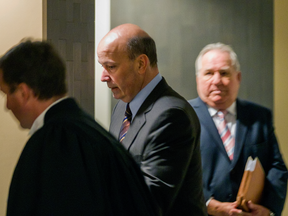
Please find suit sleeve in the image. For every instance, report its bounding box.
[261,111,288,215]
[140,108,202,214]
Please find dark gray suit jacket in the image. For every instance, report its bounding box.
[189,97,288,216]
[110,78,207,216]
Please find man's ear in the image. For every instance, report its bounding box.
[237,71,242,82]
[136,54,149,74]
[17,83,34,102]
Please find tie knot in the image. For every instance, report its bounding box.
[217,110,227,119]
[125,104,132,121]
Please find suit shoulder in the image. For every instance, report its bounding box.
[154,92,195,115]
[237,99,272,114]
[188,98,198,106]
[149,95,199,129]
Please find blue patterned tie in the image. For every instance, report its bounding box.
[119,104,132,142]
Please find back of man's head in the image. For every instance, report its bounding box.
[0,39,67,99]
[126,36,158,68]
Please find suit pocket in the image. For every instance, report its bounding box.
[251,140,269,151]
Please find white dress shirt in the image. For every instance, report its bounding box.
[29,96,68,136]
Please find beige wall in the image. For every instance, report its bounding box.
[274,1,288,215]
[0,1,42,215]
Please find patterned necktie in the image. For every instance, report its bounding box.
[119,104,132,142]
[217,110,235,160]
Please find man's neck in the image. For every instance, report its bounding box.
[29,95,68,135]
[33,94,67,117]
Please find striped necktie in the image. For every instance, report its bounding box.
[217,110,235,160]
[119,104,132,142]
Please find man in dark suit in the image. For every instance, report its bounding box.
[188,42,288,216]
[0,40,159,216]
[97,23,206,216]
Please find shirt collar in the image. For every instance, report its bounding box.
[207,101,237,117]
[29,96,68,136]
[129,73,162,121]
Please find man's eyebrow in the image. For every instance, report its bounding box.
[98,60,116,65]
[204,67,212,71]
[219,66,230,70]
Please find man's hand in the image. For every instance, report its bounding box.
[246,201,271,216]
[207,199,252,216]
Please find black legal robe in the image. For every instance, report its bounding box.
[7,98,159,216]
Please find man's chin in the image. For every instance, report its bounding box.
[211,99,234,110]
[210,95,224,103]
[112,94,119,100]
[112,93,122,101]
[19,122,31,130]
[206,97,227,109]
[111,88,120,97]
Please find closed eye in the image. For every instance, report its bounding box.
[107,65,116,69]
[204,71,213,76]
[219,70,230,76]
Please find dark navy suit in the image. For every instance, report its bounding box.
[189,97,288,216]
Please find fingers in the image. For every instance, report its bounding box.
[230,209,252,216]
[247,200,256,210]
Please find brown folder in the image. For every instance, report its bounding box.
[236,156,265,212]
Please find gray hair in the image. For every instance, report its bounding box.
[195,42,240,75]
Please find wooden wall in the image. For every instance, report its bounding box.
[46,0,95,116]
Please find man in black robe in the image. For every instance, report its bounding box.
[0,40,159,216]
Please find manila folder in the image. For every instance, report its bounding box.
[236,156,265,212]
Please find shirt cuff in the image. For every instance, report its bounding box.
[206,197,214,206]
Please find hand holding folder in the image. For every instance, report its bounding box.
[236,156,265,212]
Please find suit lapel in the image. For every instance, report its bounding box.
[110,99,147,150]
[109,101,126,140]
[193,98,230,161]
[121,78,169,150]
[123,104,151,150]
[192,98,249,165]
[231,99,248,167]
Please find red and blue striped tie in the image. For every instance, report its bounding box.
[119,104,132,142]
[217,110,235,160]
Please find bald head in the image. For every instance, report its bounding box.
[110,23,149,39]
[98,23,158,67]
[100,23,149,47]
[97,24,159,103]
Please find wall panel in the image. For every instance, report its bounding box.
[46,0,95,116]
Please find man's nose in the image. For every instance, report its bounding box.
[211,72,222,84]
[100,69,110,82]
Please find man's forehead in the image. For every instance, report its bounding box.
[103,32,119,44]
[98,34,127,54]
[203,49,230,59]
[97,37,129,64]
[202,50,232,66]
[97,48,128,62]
[204,65,231,71]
